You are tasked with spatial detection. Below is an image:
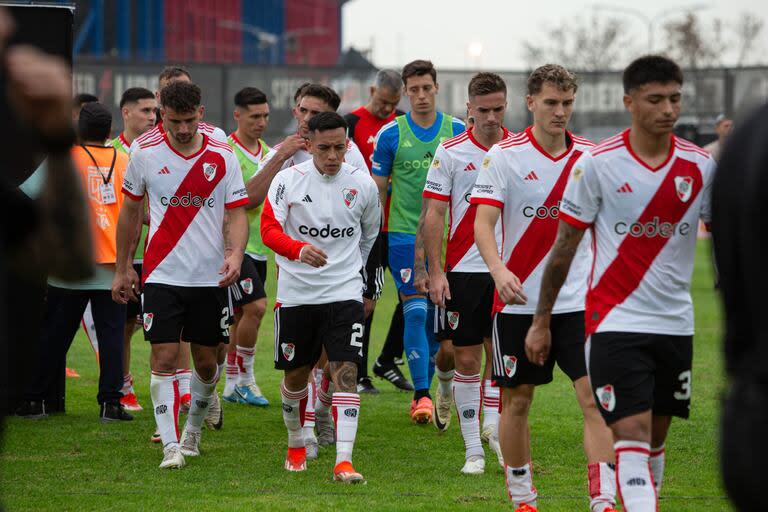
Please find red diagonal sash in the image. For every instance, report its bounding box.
[585,157,703,336]
[143,151,226,282]
[445,203,478,272]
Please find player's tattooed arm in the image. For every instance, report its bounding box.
[535,221,586,317]
[413,199,429,293]
[329,361,358,393]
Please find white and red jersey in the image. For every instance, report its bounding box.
[470,127,595,315]
[258,138,368,173]
[129,120,227,154]
[560,129,714,337]
[422,128,512,273]
[122,133,248,286]
[261,159,381,306]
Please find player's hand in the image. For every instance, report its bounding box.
[218,252,243,288]
[363,297,376,319]
[112,267,140,304]
[276,134,307,160]
[491,267,527,305]
[524,322,551,366]
[300,245,327,268]
[414,266,429,295]
[5,44,72,138]
[428,270,451,309]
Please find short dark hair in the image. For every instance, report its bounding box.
[302,84,341,111]
[293,82,312,104]
[527,64,578,95]
[234,87,268,108]
[160,81,202,113]
[78,102,112,142]
[73,93,98,108]
[307,111,348,134]
[468,72,507,98]
[402,60,437,86]
[623,55,683,94]
[119,87,155,108]
[158,66,191,87]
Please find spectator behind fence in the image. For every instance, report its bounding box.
[703,114,733,161]
[16,103,133,422]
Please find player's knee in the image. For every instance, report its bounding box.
[504,388,533,416]
[611,415,652,443]
[244,299,267,321]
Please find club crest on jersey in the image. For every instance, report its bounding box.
[203,163,217,182]
[447,311,460,330]
[596,384,616,412]
[674,176,694,203]
[400,268,412,283]
[503,355,517,377]
[240,278,253,295]
[343,188,358,208]
[143,313,154,331]
[281,343,295,361]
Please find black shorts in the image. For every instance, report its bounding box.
[436,273,494,346]
[587,332,692,425]
[126,263,143,323]
[492,311,587,387]
[141,283,232,346]
[364,231,385,300]
[231,254,267,307]
[274,300,364,370]
[252,257,267,284]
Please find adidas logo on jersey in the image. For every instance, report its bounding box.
[423,151,434,159]
[367,135,376,145]
[402,140,413,148]
[302,195,313,203]
[158,166,171,175]
[524,171,539,181]
[463,162,477,171]
[617,182,633,193]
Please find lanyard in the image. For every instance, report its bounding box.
[81,145,117,185]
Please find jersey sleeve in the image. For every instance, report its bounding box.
[260,172,308,261]
[451,118,466,136]
[371,123,397,177]
[224,151,249,208]
[345,140,369,172]
[359,177,383,266]
[212,126,228,142]
[122,149,146,200]
[469,144,506,209]
[423,143,453,201]
[559,151,601,228]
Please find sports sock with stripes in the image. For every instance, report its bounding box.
[184,370,216,433]
[403,298,429,391]
[332,392,361,465]
[505,462,538,507]
[236,345,255,386]
[281,382,308,448]
[454,372,483,459]
[650,444,665,494]
[615,440,656,511]
[588,462,617,512]
[150,371,179,447]
[482,379,500,431]
[302,376,316,441]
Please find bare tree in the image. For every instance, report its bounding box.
[733,12,764,66]
[662,12,727,69]
[522,14,634,70]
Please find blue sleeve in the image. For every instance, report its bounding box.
[452,118,467,136]
[19,160,48,199]
[371,124,398,177]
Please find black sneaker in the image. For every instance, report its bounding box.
[16,400,47,419]
[373,358,414,391]
[356,377,380,395]
[100,402,134,422]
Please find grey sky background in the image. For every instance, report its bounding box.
[342,0,767,70]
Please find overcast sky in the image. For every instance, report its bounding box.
[342,0,767,70]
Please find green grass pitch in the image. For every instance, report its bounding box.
[0,241,732,511]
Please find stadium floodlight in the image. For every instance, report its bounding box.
[592,3,711,53]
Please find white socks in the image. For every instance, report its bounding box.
[224,351,238,396]
[436,368,454,397]
[175,368,191,399]
[332,392,360,465]
[482,379,500,432]
[303,376,317,442]
[454,372,483,459]
[588,462,617,512]
[615,440,656,511]
[281,382,307,449]
[184,370,217,433]
[505,462,538,507]
[650,444,665,494]
[236,345,255,386]
[150,371,179,447]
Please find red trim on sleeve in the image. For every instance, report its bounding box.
[122,188,143,201]
[225,197,249,209]
[469,197,504,209]
[422,191,450,202]
[260,197,308,261]
[559,211,592,229]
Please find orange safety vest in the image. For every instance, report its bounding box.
[70,145,129,264]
